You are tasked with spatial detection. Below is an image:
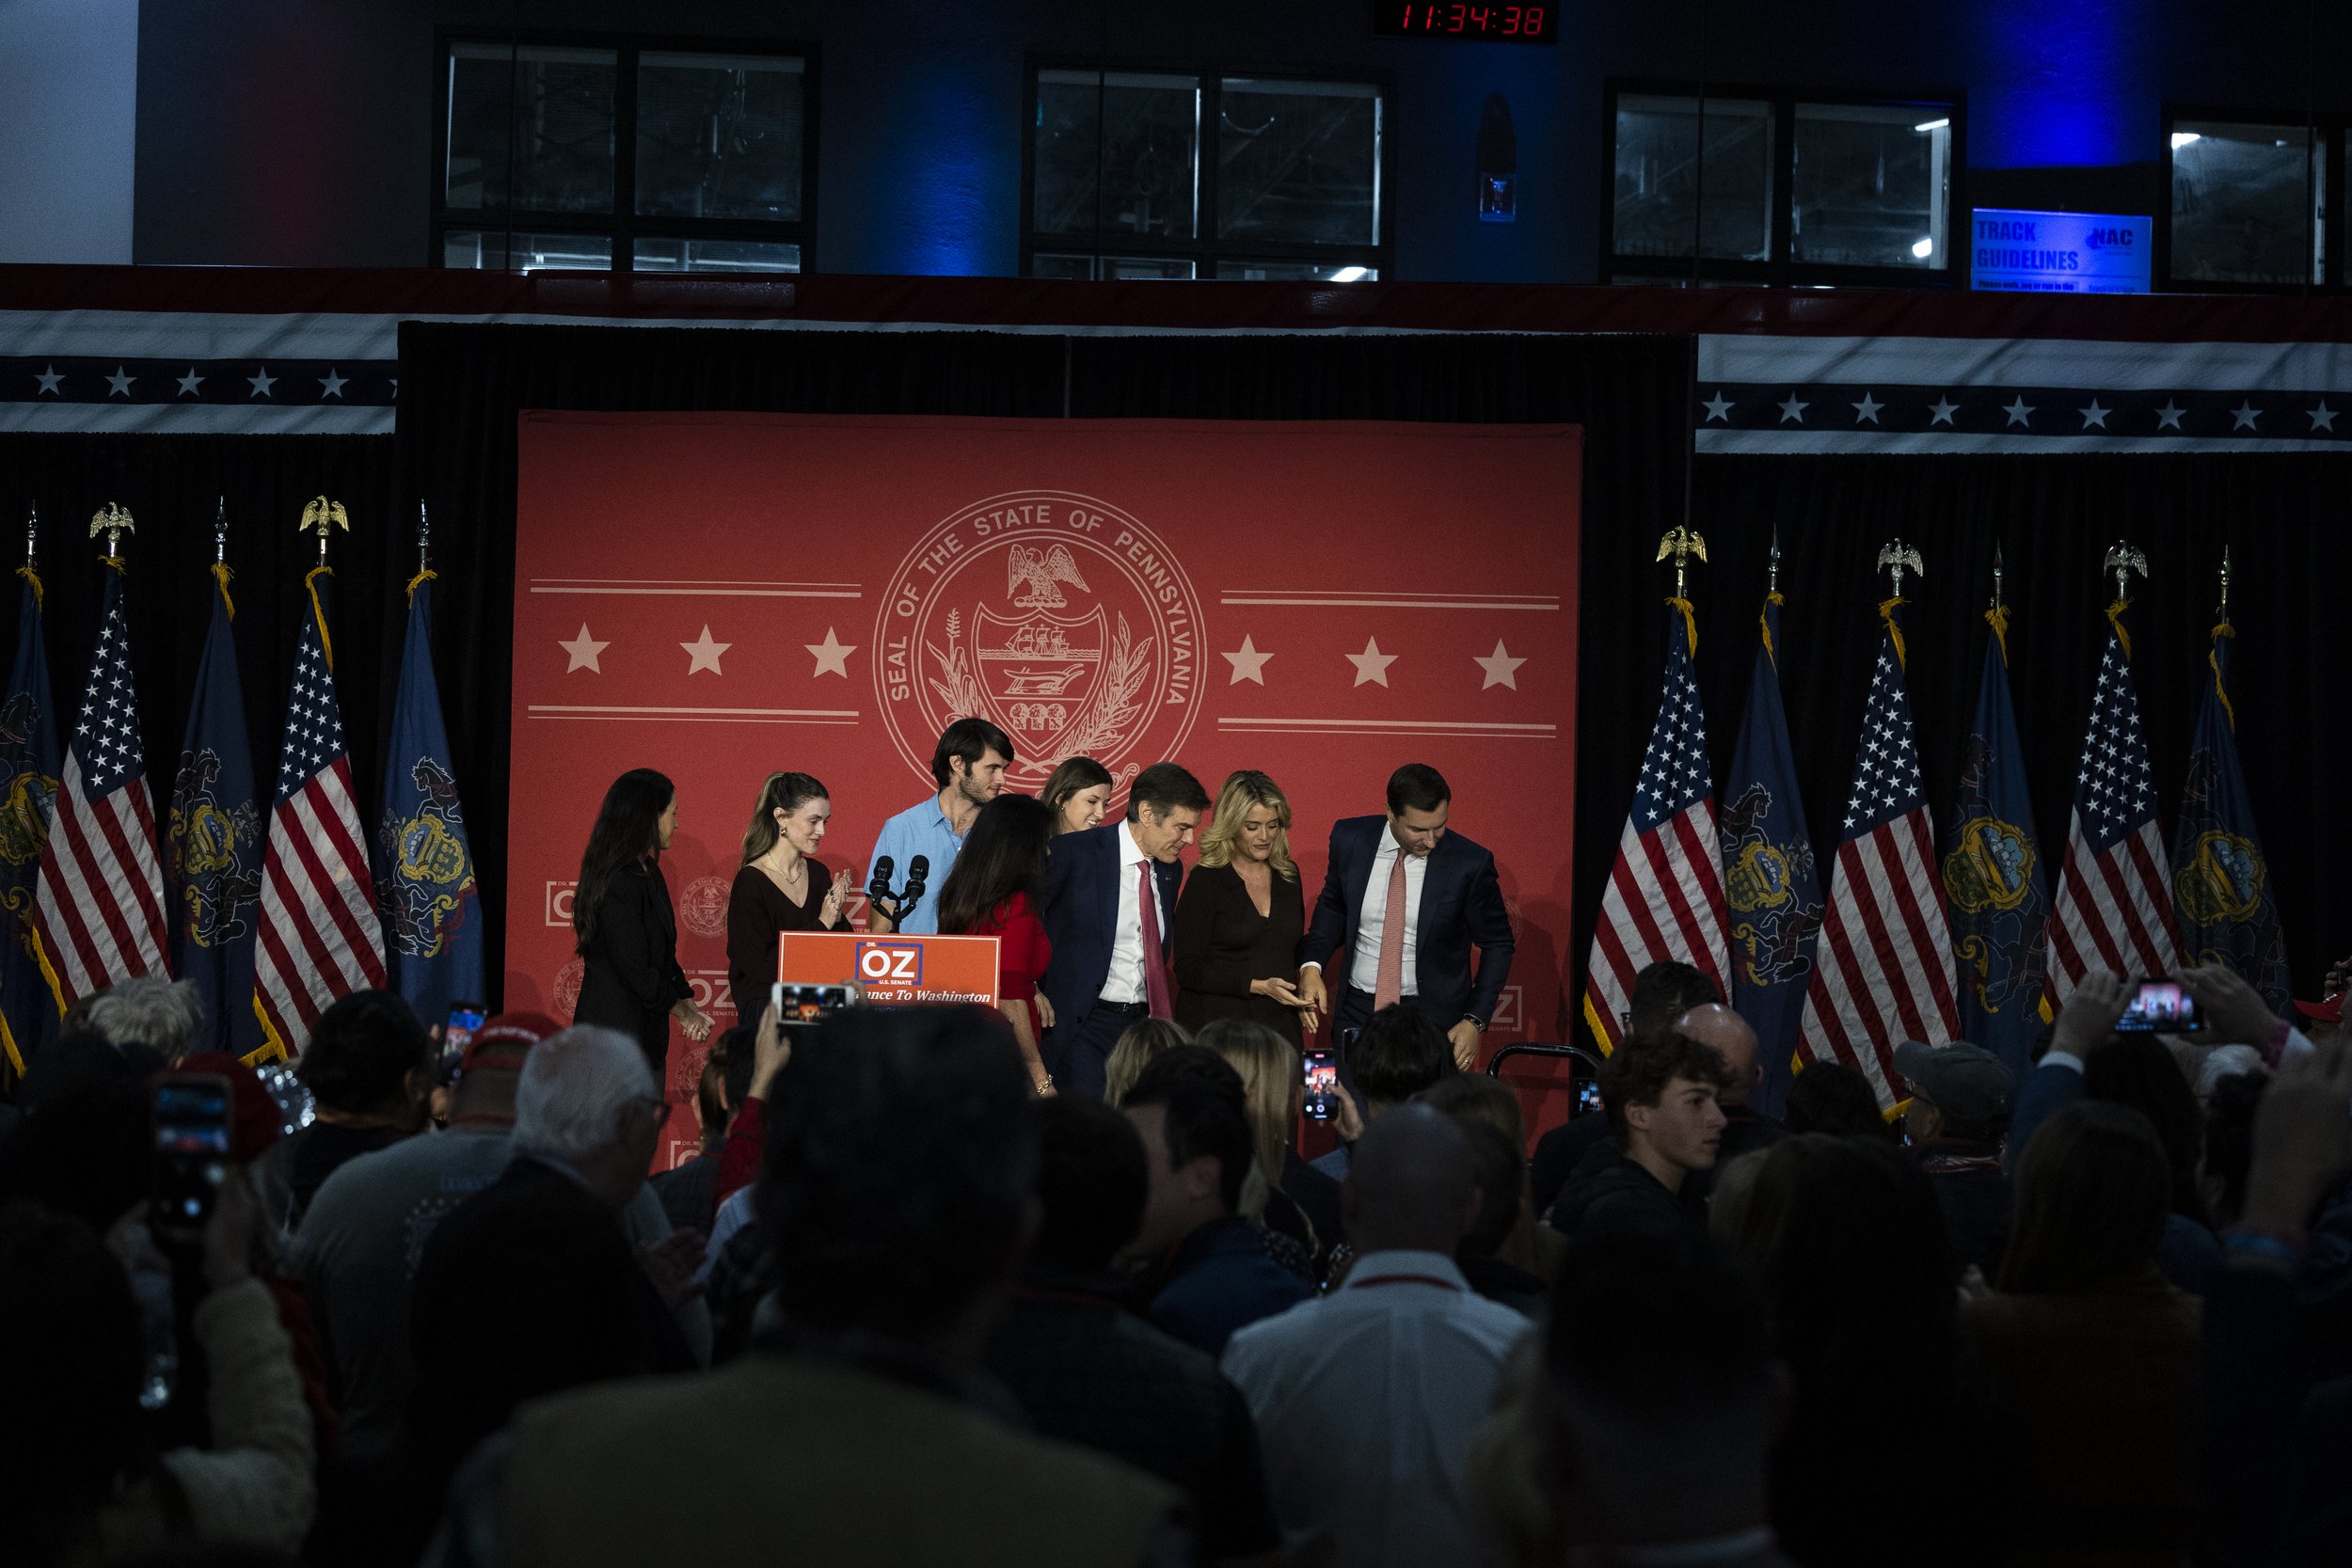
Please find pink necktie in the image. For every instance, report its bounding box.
[1373,850,1407,1009]
[1138,860,1174,1020]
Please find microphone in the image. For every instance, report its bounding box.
[867,856,894,904]
[899,854,930,917]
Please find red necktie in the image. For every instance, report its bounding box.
[1137,860,1174,1020]
[1373,849,1407,1009]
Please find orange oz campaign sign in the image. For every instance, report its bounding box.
[779,933,1002,1007]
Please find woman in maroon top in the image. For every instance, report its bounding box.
[725,772,852,1018]
[936,794,1058,1096]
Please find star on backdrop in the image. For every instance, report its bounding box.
[1222,635,1273,685]
[1474,640,1525,689]
[804,626,855,677]
[681,625,731,675]
[558,625,608,673]
[1346,637,1396,688]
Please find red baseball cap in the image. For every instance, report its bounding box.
[460,1010,564,1073]
[176,1051,285,1164]
[2294,992,2344,1025]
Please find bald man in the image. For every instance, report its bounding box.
[1222,1108,1530,1568]
[1534,1005,1785,1220]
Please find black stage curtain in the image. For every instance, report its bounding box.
[395,323,1692,1019]
[0,431,403,876]
[1659,452,2352,999]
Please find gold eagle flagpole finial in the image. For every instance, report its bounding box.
[1876,537,1924,599]
[2104,538,2148,607]
[88,502,134,562]
[1656,525,1708,601]
[300,495,350,568]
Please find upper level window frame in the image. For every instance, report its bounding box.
[430,27,820,273]
[2158,103,2342,294]
[1601,79,1967,289]
[1020,56,1394,280]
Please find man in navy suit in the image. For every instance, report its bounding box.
[1038,761,1212,1098]
[1296,763,1514,1071]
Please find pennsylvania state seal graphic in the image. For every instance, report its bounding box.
[375,757,474,960]
[875,491,1205,797]
[167,747,261,949]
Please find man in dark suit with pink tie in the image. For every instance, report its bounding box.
[1295,764,1515,1071]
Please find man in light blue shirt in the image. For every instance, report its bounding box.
[867,717,1014,935]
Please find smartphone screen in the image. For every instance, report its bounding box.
[1301,1050,1341,1121]
[1574,1078,1604,1119]
[444,1002,487,1054]
[153,1074,233,1226]
[2115,979,2202,1033]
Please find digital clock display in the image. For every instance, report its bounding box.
[1374,3,1558,42]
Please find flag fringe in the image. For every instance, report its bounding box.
[212,561,237,621]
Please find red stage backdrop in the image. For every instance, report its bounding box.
[507,413,1581,1162]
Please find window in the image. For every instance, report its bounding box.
[435,34,816,273]
[1604,83,1961,287]
[2162,113,2330,291]
[1023,67,1388,280]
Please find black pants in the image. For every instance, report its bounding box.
[1042,999,1149,1099]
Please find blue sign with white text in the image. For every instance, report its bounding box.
[1970,209,2151,293]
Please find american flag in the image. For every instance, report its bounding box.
[1581,606,1727,1053]
[2042,623,2178,1009]
[34,571,169,1003]
[253,580,385,1054]
[1798,615,1960,1106]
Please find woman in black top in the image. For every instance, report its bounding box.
[725,771,852,1014]
[1172,769,1318,1047]
[571,768,713,1077]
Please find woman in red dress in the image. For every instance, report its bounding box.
[935,793,1058,1095]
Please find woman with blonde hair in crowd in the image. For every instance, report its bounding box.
[1195,1016,1341,1273]
[1173,770,1316,1047]
[1041,755,1114,836]
[1102,1017,1189,1107]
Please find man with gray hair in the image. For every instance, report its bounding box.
[73,975,206,1060]
[1223,1103,1531,1567]
[405,1025,696,1516]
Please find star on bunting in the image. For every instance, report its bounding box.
[248,367,277,398]
[104,366,135,398]
[1474,640,1526,689]
[1851,392,1884,424]
[319,369,348,399]
[1222,635,1273,685]
[1701,391,1734,422]
[34,364,62,395]
[559,625,609,673]
[682,625,731,675]
[2002,396,2034,427]
[1777,393,1809,424]
[805,626,855,677]
[1347,637,1397,688]
[177,368,204,396]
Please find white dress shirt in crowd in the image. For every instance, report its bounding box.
[1343,831,1425,996]
[1220,1249,1531,1568]
[1100,820,1163,1004]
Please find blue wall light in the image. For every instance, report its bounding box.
[1967,0,2158,168]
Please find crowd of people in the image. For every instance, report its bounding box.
[3,726,2350,1566]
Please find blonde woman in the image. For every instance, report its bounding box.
[1102,1016,1190,1107]
[1196,1016,1342,1270]
[1172,769,1315,1047]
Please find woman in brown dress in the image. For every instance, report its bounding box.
[1172,769,1319,1046]
[725,771,851,1019]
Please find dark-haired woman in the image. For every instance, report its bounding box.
[1042,754,1113,835]
[572,768,712,1077]
[936,793,1057,1096]
[725,771,852,1021]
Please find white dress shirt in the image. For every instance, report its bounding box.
[1342,830,1425,996]
[1100,820,1165,1004]
[1221,1250,1531,1568]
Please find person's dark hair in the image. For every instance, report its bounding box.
[1032,1095,1150,1269]
[1782,1062,1896,1140]
[1125,761,1210,822]
[738,771,829,865]
[2201,1070,2268,1227]
[0,1034,159,1230]
[1599,1031,1735,1139]
[757,1006,1036,1338]
[1349,1004,1456,1106]
[935,793,1057,936]
[1414,1069,1528,1145]
[2081,1037,2210,1227]
[573,768,674,950]
[2000,1101,2169,1294]
[1454,1117,1525,1258]
[0,1200,151,1566]
[1041,755,1114,825]
[703,1023,760,1132]
[294,990,433,1115]
[930,717,1015,789]
[1123,1049,1254,1214]
[1385,762,1451,816]
[1628,960,1722,1035]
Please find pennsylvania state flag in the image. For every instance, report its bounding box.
[2170,621,2288,1009]
[374,576,484,1022]
[1939,611,2049,1079]
[0,569,62,1075]
[1718,592,1821,1118]
[166,567,265,1056]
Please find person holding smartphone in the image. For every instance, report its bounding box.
[1173,770,1318,1048]
[725,772,852,1021]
